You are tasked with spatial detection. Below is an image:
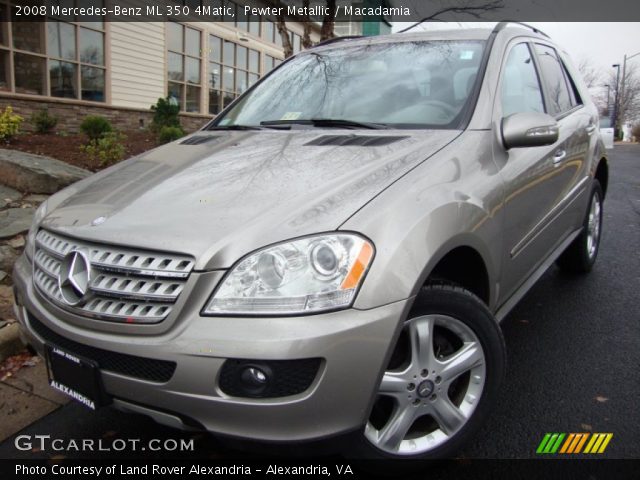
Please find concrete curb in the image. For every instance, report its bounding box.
[0,323,26,363]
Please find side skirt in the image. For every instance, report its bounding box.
[495,227,582,323]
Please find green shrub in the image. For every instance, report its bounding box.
[80,131,126,167]
[158,125,185,144]
[150,97,181,132]
[0,106,23,141]
[30,108,58,134]
[80,115,112,141]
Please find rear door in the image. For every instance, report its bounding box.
[533,43,592,239]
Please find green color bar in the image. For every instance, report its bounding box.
[537,433,552,454]
[543,434,559,453]
[550,433,566,453]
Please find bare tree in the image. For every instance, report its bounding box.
[398,0,504,28]
[319,0,337,41]
[275,12,294,58]
[273,0,335,59]
[609,63,640,127]
[273,0,504,59]
[301,0,314,49]
[577,59,602,89]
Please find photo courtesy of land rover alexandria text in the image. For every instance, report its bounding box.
[13,23,608,459]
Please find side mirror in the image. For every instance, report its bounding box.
[501,112,559,149]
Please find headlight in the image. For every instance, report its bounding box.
[203,234,374,315]
[25,200,48,261]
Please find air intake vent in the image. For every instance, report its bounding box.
[180,135,222,145]
[304,135,408,147]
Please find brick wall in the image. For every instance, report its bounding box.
[0,96,212,134]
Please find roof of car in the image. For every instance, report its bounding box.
[311,26,548,52]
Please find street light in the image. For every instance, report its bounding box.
[612,64,620,132]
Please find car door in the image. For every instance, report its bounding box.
[493,41,589,304]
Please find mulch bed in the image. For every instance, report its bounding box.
[0,349,39,382]
[4,131,161,172]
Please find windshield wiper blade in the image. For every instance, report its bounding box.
[311,118,390,130]
[260,119,390,130]
[207,124,263,131]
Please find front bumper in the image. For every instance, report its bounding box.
[12,254,410,442]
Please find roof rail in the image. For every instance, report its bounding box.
[311,35,363,49]
[493,21,550,38]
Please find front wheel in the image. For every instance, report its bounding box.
[353,284,506,459]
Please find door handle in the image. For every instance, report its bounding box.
[585,125,596,135]
[553,149,567,164]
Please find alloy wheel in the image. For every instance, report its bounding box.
[586,192,602,259]
[365,314,486,455]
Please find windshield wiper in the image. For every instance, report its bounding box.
[260,119,390,130]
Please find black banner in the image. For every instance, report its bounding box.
[8,0,640,22]
[2,459,640,480]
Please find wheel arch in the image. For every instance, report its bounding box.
[411,234,497,311]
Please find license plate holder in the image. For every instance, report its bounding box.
[45,344,110,410]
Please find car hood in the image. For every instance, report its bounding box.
[42,129,459,270]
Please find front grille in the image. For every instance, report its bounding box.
[219,358,321,398]
[33,229,195,324]
[28,313,176,383]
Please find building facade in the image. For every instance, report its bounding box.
[0,0,319,132]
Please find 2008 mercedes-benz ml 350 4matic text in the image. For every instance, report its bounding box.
[13,22,608,459]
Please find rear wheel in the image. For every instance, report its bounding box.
[557,180,603,273]
[353,284,506,459]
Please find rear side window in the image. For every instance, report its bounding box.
[535,44,574,115]
[501,43,545,117]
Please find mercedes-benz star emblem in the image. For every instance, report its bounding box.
[58,249,92,306]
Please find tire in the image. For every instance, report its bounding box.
[351,284,506,460]
[556,180,603,274]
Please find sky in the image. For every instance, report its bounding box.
[392,22,640,95]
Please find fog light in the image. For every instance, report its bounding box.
[242,367,267,385]
[239,365,271,395]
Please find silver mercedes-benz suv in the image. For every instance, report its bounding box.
[13,23,608,459]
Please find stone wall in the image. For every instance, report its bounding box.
[0,96,212,134]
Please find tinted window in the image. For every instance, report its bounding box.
[561,61,582,107]
[501,43,545,117]
[535,44,573,115]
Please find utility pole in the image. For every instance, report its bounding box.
[612,64,620,134]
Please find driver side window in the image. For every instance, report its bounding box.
[501,43,545,117]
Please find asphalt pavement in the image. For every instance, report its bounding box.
[0,145,638,461]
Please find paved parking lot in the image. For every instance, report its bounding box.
[0,145,638,460]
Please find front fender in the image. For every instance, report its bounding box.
[343,131,504,311]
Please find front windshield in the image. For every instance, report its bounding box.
[214,40,485,129]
